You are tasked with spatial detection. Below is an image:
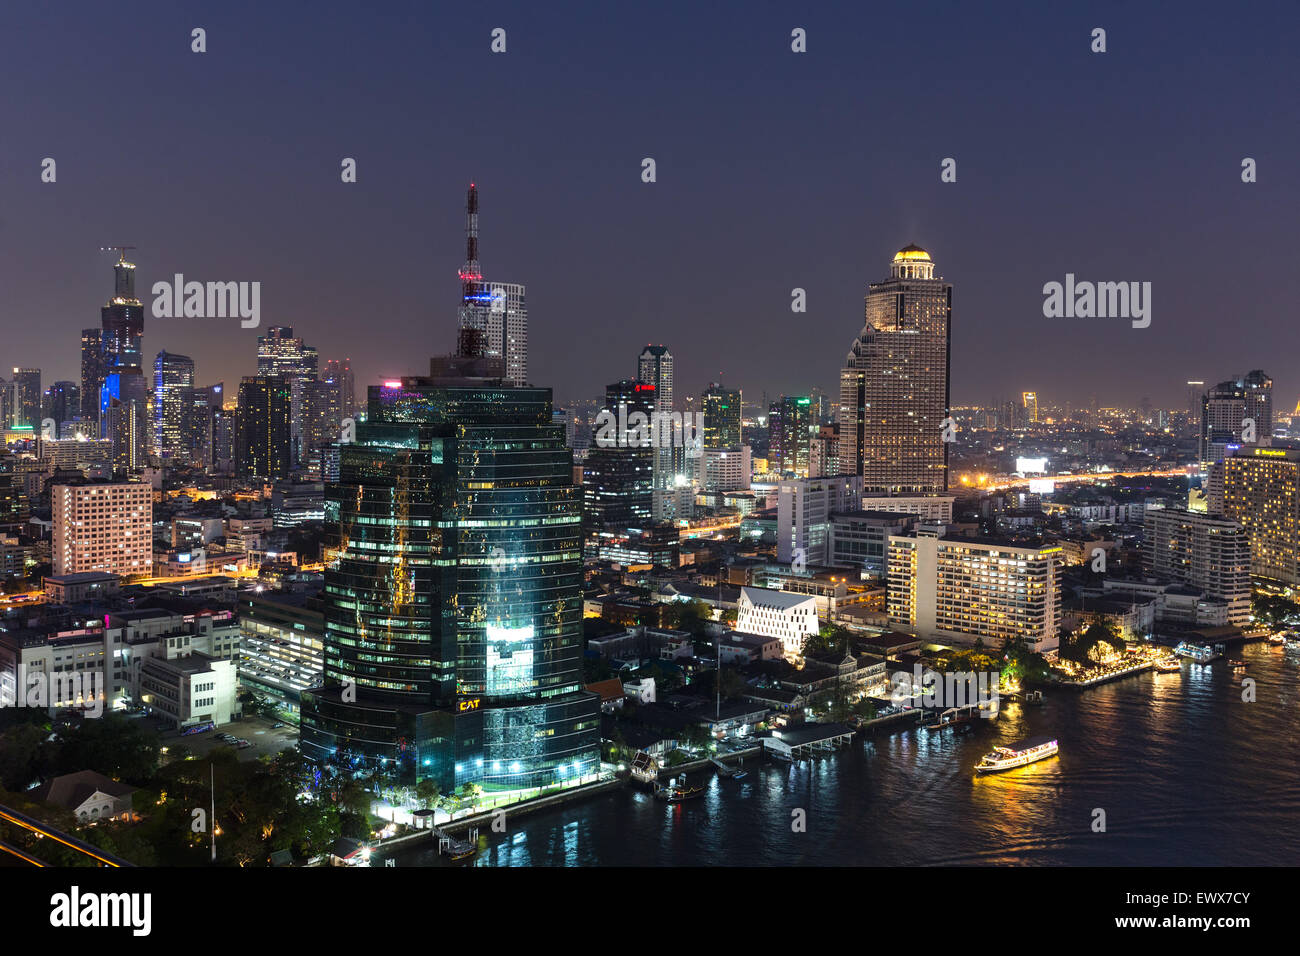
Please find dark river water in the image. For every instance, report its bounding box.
[386,642,1300,866]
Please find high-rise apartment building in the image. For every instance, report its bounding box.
[10,368,41,430]
[1210,446,1300,584]
[887,528,1061,654]
[1142,508,1251,625]
[100,368,149,471]
[582,380,655,531]
[299,377,343,475]
[234,376,292,479]
[42,381,81,432]
[839,244,951,491]
[1200,371,1272,465]
[776,475,864,566]
[702,384,742,449]
[323,358,356,420]
[153,351,196,459]
[52,481,152,577]
[179,383,225,467]
[696,445,751,493]
[80,328,106,421]
[768,395,812,475]
[638,345,675,519]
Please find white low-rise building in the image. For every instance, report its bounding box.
[735,586,818,659]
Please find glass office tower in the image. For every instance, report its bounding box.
[300,376,599,791]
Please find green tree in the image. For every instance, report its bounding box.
[415,778,440,807]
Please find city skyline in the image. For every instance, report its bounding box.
[4,2,1297,409]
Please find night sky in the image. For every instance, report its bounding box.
[3,0,1297,411]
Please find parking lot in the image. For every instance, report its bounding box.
[167,716,299,762]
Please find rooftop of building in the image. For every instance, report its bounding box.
[739,586,815,610]
[32,770,135,811]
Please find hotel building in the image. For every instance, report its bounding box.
[1210,446,1300,584]
[887,528,1062,654]
[52,481,152,578]
[839,245,951,492]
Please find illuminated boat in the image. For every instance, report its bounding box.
[975,736,1058,774]
[1153,657,1182,673]
[1173,642,1220,664]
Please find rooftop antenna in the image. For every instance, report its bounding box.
[457,184,481,293]
[100,245,137,263]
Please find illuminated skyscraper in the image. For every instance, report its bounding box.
[838,244,951,491]
[300,360,598,790]
[582,379,655,531]
[1022,391,1039,423]
[1200,371,1272,465]
[324,358,356,420]
[234,375,292,478]
[81,328,106,421]
[1210,446,1300,584]
[768,395,812,475]
[153,351,196,459]
[638,345,675,519]
[702,383,742,449]
[100,251,144,370]
[101,368,149,471]
[42,381,80,432]
[9,368,41,430]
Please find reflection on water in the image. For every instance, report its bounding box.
[386,643,1300,867]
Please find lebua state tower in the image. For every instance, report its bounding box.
[838,244,952,492]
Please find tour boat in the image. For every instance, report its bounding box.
[975,736,1059,774]
[1173,642,1221,664]
[1153,657,1182,673]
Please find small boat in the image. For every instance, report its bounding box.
[650,775,702,806]
[654,780,705,802]
[926,706,977,731]
[1267,632,1287,645]
[975,736,1059,774]
[1153,657,1182,673]
[1228,658,1246,669]
[730,770,748,780]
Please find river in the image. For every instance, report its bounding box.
[387,641,1300,866]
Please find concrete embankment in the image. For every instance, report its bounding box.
[375,776,628,854]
